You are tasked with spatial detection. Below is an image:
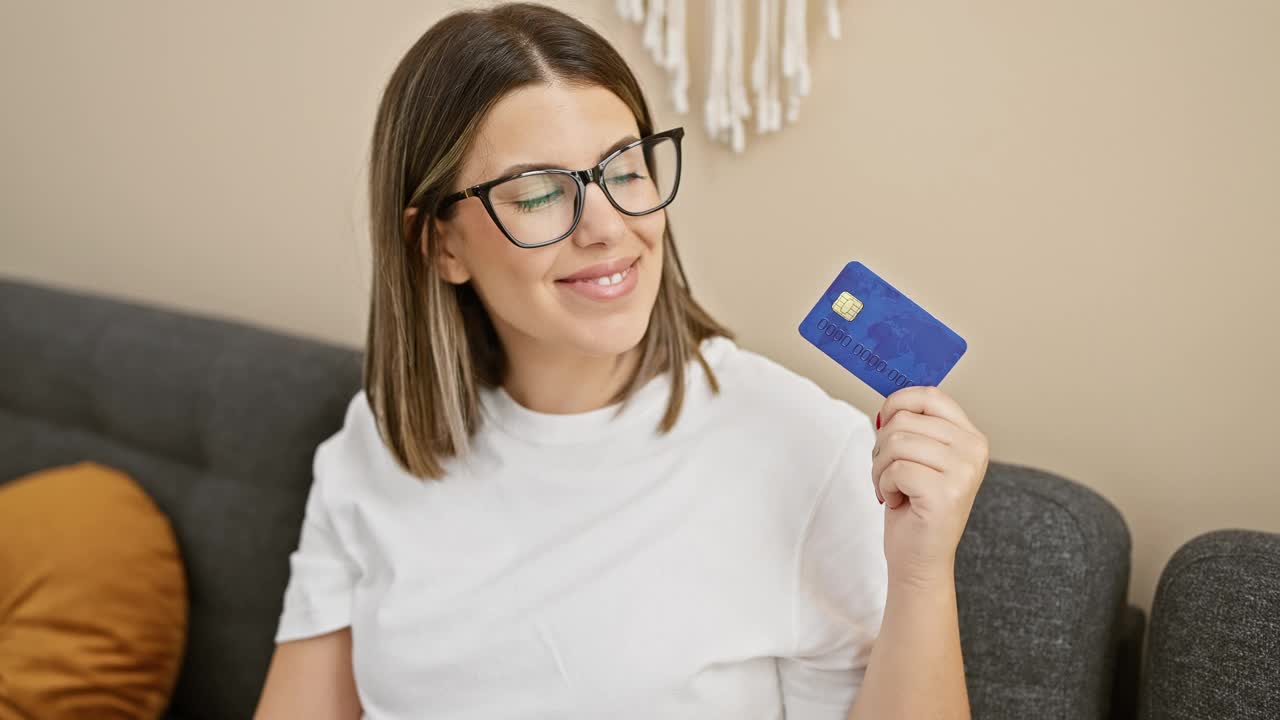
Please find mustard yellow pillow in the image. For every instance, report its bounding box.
[0,461,187,719]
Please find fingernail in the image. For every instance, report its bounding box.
[876,412,881,430]
[878,496,885,505]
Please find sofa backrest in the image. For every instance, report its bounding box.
[1,275,1139,719]
[0,276,362,719]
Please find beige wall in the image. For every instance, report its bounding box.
[3,1,1278,613]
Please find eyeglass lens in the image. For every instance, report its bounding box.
[486,135,679,246]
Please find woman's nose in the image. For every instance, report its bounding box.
[571,181,627,248]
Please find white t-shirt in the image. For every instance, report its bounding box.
[275,335,887,720]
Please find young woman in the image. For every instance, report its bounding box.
[255,3,988,719]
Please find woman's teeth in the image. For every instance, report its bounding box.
[574,266,630,285]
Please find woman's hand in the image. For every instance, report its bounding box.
[871,385,989,589]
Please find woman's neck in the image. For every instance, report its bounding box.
[500,339,644,415]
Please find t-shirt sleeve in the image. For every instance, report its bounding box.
[274,439,361,643]
[778,411,888,719]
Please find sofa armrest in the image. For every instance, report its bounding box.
[1138,529,1280,720]
[956,461,1134,720]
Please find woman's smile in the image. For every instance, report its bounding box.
[554,256,640,301]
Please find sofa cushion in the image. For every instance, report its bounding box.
[0,461,187,718]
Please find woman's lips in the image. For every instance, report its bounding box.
[554,257,639,301]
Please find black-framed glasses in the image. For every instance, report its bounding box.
[437,127,684,249]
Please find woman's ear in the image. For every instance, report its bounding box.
[403,206,471,284]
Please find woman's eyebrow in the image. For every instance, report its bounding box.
[496,134,640,177]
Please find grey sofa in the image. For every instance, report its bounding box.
[1138,529,1280,720]
[1,275,1143,719]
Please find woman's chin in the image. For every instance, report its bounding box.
[570,317,651,358]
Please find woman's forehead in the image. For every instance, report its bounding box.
[465,83,641,178]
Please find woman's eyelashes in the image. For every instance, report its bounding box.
[605,171,644,186]
[511,188,565,213]
[506,170,649,213]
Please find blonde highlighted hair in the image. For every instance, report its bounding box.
[364,2,732,480]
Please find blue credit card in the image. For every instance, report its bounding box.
[798,261,967,397]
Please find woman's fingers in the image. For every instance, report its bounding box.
[879,408,960,447]
[872,429,951,508]
[876,457,944,510]
[879,386,979,435]
[868,387,988,509]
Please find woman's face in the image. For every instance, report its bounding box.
[428,82,666,364]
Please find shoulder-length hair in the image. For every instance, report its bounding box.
[365,1,732,480]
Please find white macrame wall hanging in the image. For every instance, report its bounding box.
[615,0,843,153]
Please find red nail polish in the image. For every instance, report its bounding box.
[876,413,881,430]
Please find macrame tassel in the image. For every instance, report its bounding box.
[727,0,749,152]
[704,0,728,142]
[619,0,644,24]
[781,0,811,124]
[643,0,665,64]
[767,0,783,130]
[751,0,782,133]
[618,0,842,150]
[703,0,750,152]
[750,0,769,134]
[665,0,689,114]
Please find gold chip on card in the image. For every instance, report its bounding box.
[832,291,863,321]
